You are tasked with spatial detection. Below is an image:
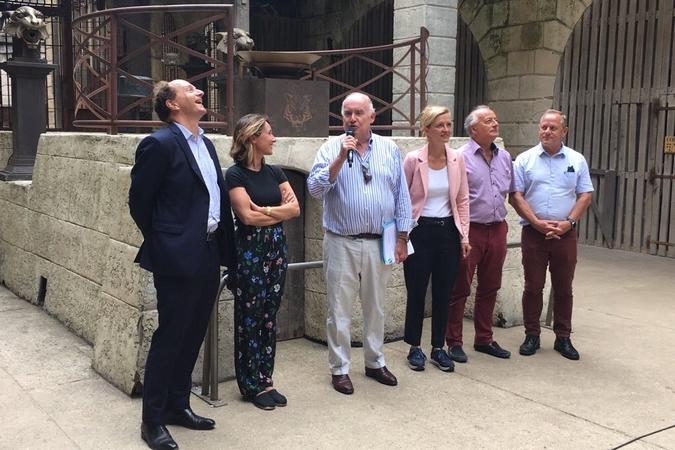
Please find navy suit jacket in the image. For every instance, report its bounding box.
[129,122,235,278]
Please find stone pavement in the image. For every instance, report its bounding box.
[1,245,674,450]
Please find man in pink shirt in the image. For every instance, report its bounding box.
[445,106,513,362]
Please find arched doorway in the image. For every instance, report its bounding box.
[554,0,675,257]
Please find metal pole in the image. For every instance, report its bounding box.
[193,262,323,407]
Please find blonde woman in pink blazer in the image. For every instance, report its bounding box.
[402,105,471,373]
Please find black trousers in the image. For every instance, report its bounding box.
[142,240,220,426]
[403,219,461,348]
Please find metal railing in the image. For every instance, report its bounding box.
[195,260,323,406]
[71,5,235,134]
[296,27,429,135]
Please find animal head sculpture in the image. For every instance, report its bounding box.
[215,28,254,55]
[2,6,49,49]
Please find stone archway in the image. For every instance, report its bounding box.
[457,0,593,154]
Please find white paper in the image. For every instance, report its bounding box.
[407,240,415,256]
[381,219,397,265]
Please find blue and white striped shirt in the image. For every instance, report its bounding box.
[175,122,221,232]
[307,133,414,235]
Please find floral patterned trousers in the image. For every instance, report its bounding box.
[233,223,287,397]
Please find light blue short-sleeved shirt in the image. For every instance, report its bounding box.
[511,143,594,225]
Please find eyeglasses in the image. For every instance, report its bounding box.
[361,164,372,184]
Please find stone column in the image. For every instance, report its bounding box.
[393,0,458,135]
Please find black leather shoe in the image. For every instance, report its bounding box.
[251,391,276,410]
[474,341,511,359]
[519,335,540,356]
[164,407,215,430]
[365,366,398,386]
[141,423,178,450]
[554,337,580,360]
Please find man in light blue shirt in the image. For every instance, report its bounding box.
[307,92,414,395]
[509,109,593,361]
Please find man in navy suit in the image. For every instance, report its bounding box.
[129,79,235,450]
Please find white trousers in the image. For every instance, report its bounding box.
[323,231,393,375]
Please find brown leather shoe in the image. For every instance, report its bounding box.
[365,366,398,386]
[331,374,354,395]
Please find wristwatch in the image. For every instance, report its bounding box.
[566,217,577,229]
[397,232,409,242]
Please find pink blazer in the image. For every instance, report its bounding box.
[403,144,470,243]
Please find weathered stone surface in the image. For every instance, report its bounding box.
[0,131,12,169]
[519,75,557,98]
[92,293,145,395]
[101,166,142,247]
[534,49,562,74]
[508,50,535,75]
[0,243,45,303]
[488,77,521,101]
[543,20,572,52]
[491,98,553,123]
[100,239,155,311]
[43,265,101,343]
[191,298,236,383]
[39,132,140,165]
[557,0,590,28]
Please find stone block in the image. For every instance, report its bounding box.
[39,132,140,166]
[384,284,406,341]
[102,165,142,247]
[470,4,493,43]
[534,49,562,75]
[519,75,557,99]
[43,264,101,343]
[507,50,535,75]
[395,0,458,10]
[394,6,426,40]
[277,138,325,174]
[499,122,540,149]
[426,65,456,95]
[0,131,12,168]
[92,292,147,395]
[543,20,572,52]
[487,77,521,101]
[509,0,539,25]
[427,36,456,66]
[303,289,328,342]
[100,239,155,311]
[0,243,45,303]
[491,98,553,123]
[0,178,30,206]
[304,196,324,240]
[42,218,108,284]
[458,0,481,25]
[0,199,31,253]
[486,53,508,80]
[558,0,589,28]
[304,238,325,293]
[191,298,236,383]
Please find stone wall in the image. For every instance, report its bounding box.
[393,0,459,133]
[0,132,12,169]
[458,0,592,154]
[0,131,546,395]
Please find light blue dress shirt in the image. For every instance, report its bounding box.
[175,122,221,232]
[511,143,594,225]
[307,133,414,235]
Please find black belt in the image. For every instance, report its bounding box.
[471,221,504,227]
[418,216,453,227]
[206,230,217,241]
[347,233,382,240]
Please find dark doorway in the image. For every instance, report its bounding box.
[453,13,487,137]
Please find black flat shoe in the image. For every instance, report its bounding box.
[251,391,276,410]
[554,337,580,360]
[268,389,287,407]
[164,407,215,430]
[141,423,178,450]
[474,341,511,359]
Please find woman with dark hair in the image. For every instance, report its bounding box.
[226,113,300,410]
[402,105,471,373]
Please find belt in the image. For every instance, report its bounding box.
[418,216,452,227]
[206,230,217,241]
[347,233,382,240]
[471,221,504,227]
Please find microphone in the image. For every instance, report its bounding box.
[346,128,354,168]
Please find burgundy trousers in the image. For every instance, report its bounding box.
[521,225,577,338]
[446,221,507,347]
